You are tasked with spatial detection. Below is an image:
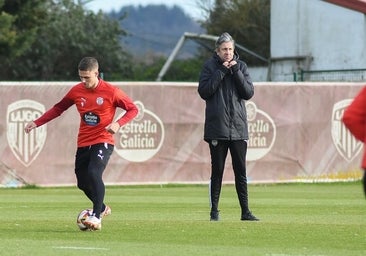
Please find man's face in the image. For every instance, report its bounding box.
[216,41,234,62]
[79,69,99,89]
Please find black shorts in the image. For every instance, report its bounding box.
[74,143,114,176]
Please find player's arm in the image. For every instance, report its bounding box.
[342,87,366,141]
[24,97,74,133]
[114,89,138,126]
[105,88,138,134]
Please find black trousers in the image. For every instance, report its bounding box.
[75,143,114,218]
[209,140,249,214]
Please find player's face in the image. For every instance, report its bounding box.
[79,69,99,89]
[216,41,234,62]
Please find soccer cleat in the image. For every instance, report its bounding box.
[101,205,111,218]
[210,210,220,221]
[241,211,259,221]
[83,215,102,230]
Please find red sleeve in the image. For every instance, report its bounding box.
[342,87,366,142]
[34,97,74,127]
[114,88,138,127]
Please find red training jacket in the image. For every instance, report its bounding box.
[34,79,138,147]
[342,86,366,169]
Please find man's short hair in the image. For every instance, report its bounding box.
[78,57,99,71]
[215,32,235,49]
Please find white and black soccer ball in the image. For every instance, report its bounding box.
[76,209,93,231]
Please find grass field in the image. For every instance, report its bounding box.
[0,182,365,256]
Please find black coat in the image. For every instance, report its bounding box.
[198,52,254,141]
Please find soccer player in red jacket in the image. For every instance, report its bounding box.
[342,87,366,199]
[25,57,138,230]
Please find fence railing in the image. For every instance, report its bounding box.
[294,69,366,82]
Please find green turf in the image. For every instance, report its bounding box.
[0,182,365,256]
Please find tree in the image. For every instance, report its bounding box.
[196,0,270,66]
[130,56,203,82]
[0,0,48,78]
[0,0,131,81]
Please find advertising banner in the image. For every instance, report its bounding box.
[0,82,364,186]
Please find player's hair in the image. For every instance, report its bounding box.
[78,57,99,71]
[215,32,235,49]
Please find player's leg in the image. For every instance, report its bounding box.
[87,143,114,219]
[75,146,94,201]
[230,140,258,221]
[75,145,111,217]
[83,143,114,230]
[208,140,228,221]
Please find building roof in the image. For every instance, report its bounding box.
[324,0,366,13]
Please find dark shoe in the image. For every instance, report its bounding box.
[241,211,259,221]
[210,211,220,221]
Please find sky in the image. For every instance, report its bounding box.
[84,0,203,19]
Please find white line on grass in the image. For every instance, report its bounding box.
[53,246,110,251]
[266,254,326,256]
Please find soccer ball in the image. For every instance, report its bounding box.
[76,209,93,231]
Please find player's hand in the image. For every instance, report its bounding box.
[105,122,120,134]
[24,121,37,133]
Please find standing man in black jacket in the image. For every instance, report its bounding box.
[198,32,258,221]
